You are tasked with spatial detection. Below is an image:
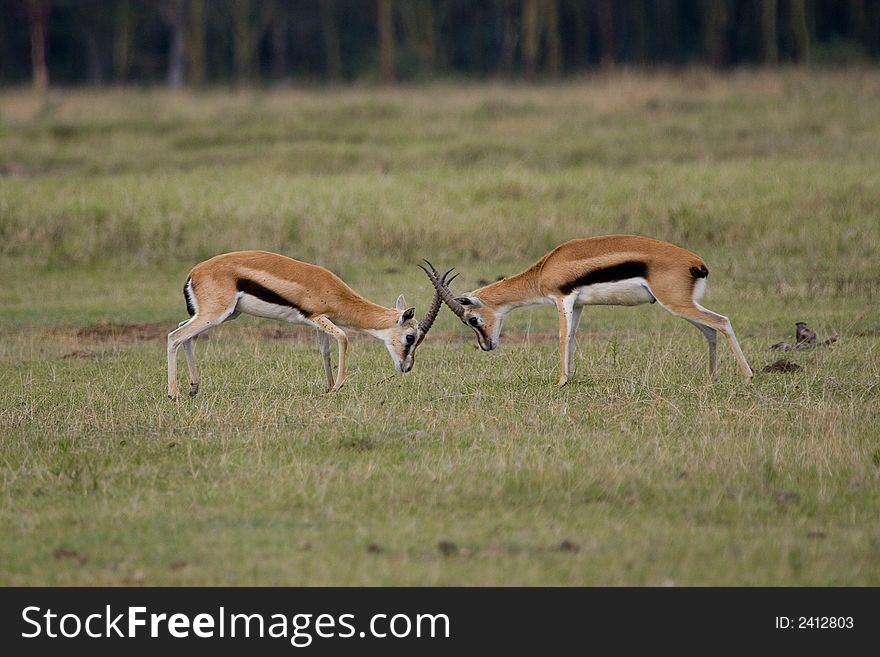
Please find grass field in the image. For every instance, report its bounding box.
[1,70,879,585]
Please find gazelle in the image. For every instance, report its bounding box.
[167,250,447,399]
[421,235,753,386]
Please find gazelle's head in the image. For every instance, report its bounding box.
[377,291,442,373]
[420,262,502,351]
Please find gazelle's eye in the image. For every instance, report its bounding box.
[405,334,415,345]
[469,317,480,328]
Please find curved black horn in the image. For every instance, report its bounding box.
[415,269,457,345]
[419,260,467,319]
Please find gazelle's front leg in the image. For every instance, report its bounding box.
[316,328,334,391]
[554,293,577,387]
[313,316,348,392]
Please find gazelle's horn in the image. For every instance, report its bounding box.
[415,267,457,345]
[419,260,466,319]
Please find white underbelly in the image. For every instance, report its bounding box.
[575,277,655,306]
[235,292,307,323]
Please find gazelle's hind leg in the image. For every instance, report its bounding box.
[669,306,751,382]
[167,304,237,399]
[182,339,200,397]
[567,305,584,376]
[649,276,752,383]
[685,319,717,378]
[316,328,334,391]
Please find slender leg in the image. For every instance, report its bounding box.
[673,306,752,383]
[567,305,584,375]
[167,307,234,399]
[686,318,717,378]
[313,316,348,392]
[554,294,577,386]
[718,317,753,383]
[316,328,334,391]
[182,339,200,396]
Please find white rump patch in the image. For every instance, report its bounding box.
[184,279,198,315]
[692,278,707,304]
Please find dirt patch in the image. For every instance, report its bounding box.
[437,540,459,557]
[53,547,87,565]
[62,349,99,359]
[774,489,801,504]
[0,161,49,178]
[763,360,802,373]
[43,322,591,346]
[553,539,581,553]
[77,321,169,343]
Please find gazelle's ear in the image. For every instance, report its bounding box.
[456,295,482,308]
[398,307,416,324]
[395,294,407,311]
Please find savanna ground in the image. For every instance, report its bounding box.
[1,70,879,585]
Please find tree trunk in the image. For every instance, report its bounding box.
[232,0,252,84]
[26,0,50,93]
[468,2,483,75]
[761,0,778,65]
[702,0,730,67]
[188,0,207,86]
[83,27,103,84]
[544,0,560,77]
[654,0,680,63]
[271,7,288,81]
[630,0,649,64]
[113,0,134,85]
[168,21,185,89]
[160,0,186,89]
[377,0,396,85]
[569,0,590,69]
[849,0,869,49]
[498,0,517,77]
[522,0,539,82]
[596,0,615,70]
[789,0,810,64]
[320,0,342,80]
[399,0,437,75]
[232,0,275,85]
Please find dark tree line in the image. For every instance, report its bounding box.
[2,1,879,90]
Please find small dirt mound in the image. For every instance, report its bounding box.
[437,540,458,557]
[554,539,581,553]
[763,360,802,373]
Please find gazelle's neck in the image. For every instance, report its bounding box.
[473,260,548,311]
[330,291,397,331]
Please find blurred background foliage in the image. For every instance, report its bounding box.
[2,1,879,91]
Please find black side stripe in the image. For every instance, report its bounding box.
[236,278,303,312]
[559,261,648,295]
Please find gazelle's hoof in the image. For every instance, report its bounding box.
[189,384,199,397]
[330,383,345,393]
[557,377,569,388]
[168,393,178,401]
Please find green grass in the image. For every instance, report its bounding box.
[1,70,879,585]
